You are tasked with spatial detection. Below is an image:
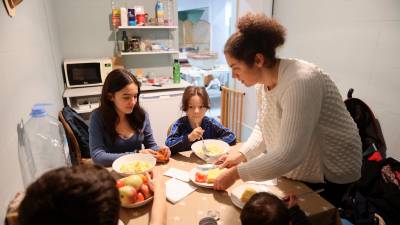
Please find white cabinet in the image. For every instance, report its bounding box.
[140,90,184,145]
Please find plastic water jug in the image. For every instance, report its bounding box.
[17,104,71,188]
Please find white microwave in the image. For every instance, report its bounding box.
[63,58,113,88]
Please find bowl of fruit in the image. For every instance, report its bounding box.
[116,174,153,208]
[113,153,156,177]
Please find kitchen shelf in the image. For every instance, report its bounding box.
[118,25,178,30]
[120,50,179,56]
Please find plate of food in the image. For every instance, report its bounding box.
[191,139,230,162]
[116,174,154,208]
[189,165,226,188]
[112,153,156,177]
[230,183,284,209]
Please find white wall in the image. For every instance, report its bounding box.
[274,0,400,160]
[235,0,273,139]
[0,0,64,220]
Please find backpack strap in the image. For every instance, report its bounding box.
[347,88,354,99]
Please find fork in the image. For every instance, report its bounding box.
[200,136,210,156]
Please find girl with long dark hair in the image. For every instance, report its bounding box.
[89,69,170,166]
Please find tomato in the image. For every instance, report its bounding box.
[116,179,125,188]
[137,192,145,202]
[195,172,207,183]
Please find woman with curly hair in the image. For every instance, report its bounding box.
[214,13,362,207]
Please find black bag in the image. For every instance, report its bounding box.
[340,157,400,225]
[344,89,386,157]
[62,106,90,158]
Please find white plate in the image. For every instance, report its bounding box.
[121,196,153,208]
[189,167,214,188]
[112,153,156,177]
[191,139,230,162]
[230,183,281,209]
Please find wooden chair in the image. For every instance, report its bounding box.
[58,111,92,165]
[220,86,245,142]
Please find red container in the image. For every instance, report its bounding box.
[136,13,145,25]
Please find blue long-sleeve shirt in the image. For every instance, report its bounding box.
[89,109,159,166]
[165,116,236,154]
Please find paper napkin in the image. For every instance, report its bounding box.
[165,178,197,204]
[163,167,190,182]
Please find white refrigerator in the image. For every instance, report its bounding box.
[140,90,184,146]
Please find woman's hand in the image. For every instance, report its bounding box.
[140,147,171,163]
[213,166,240,190]
[217,150,246,168]
[188,127,204,142]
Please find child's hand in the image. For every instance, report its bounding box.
[188,127,204,142]
[282,193,298,209]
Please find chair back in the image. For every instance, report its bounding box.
[59,111,82,165]
[220,86,245,142]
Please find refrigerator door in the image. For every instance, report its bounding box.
[140,90,184,146]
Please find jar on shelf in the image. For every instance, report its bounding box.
[130,37,141,52]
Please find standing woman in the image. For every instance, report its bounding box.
[214,13,362,207]
[89,69,170,166]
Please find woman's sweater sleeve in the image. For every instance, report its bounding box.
[142,112,160,150]
[238,77,323,181]
[89,110,126,166]
[239,85,267,160]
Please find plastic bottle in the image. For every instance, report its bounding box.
[155,1,164,25]
[164,0,173,25]
[173,59,181,84]
[111,1,121,29]
[120,6,128,27]
[17,104,71,187]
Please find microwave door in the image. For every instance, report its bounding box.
[67,63,102,86]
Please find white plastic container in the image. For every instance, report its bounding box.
[18,104,71,187]
[120,7,128,27]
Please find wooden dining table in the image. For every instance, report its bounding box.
[116,151,342,225]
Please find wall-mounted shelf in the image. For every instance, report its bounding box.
[118,25,178,30]
[120,50,179,56]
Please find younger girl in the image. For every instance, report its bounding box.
[89,69,170,166]
[165,86,236,154]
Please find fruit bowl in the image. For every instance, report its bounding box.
[112,153,156,177]
[191,139,230,162]
[117,174,154,208]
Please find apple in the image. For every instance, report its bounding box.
[136,192,145,203]
[140,183,151,199]
[139,174,148,184]
[116,179,125,188]
[124,175,143,189]
[119,186,137,205]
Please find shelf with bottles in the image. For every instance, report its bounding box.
[117,25,177,30]
[120,50,178,55]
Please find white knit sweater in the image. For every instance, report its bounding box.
[238,58,362,184]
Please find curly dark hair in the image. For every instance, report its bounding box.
[99,68,145,142]
[240,192,290,225]
[181,86,211,112]
[224,13,286,68]
[18,165,120,225]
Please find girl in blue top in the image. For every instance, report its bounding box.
[89,69,170,166]
[165,86,236,154]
